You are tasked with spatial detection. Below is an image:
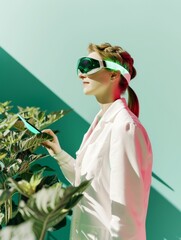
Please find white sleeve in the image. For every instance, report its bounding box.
[109,121,152,239]
[53,150,76,185]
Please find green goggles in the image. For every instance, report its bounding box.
[77,57,131,83]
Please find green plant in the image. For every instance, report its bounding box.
[0,101,90,240]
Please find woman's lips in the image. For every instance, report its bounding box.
[83,81,90,85]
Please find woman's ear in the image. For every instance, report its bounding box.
[110,71,120,81]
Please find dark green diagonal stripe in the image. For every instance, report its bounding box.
[0,47,90,239]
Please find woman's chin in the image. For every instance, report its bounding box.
[83,89,93,95]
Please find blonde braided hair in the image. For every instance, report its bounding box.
[88,43,139,117]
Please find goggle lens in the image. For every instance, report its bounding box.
[77,57,101,74]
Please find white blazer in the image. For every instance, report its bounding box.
[55,98,153,240]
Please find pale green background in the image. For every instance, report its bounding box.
[0,0,181,239]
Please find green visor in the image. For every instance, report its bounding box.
[77,57,131,83]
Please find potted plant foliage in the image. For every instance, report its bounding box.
[0,101,90,240]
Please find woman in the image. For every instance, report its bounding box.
[43,43,153,240]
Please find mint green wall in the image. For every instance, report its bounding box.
[1,47,180,240]
[0,0,181,239]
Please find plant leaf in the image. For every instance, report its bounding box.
[36,175,59,191]
[8,179,34,198]
[0,190,12,205]
[8,169,44,198]
[0,101,12,115]
[29,170,44,191]
[0,213,4,225]
[0,220,36,240]
[19,133,53,152]
[19,180,91,239]
[39,109,72,130]
[0,115,18,134]
[0,153,7,161]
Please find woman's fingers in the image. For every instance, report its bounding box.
[42,129,58,143]
[42,140,53,148]
[41,129,62,155]
[42,129,55,136]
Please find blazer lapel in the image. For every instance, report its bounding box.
[76,98,127,159]
[76,112,103,158]
[75,113,104,186]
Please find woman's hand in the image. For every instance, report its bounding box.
[42,129,62,157]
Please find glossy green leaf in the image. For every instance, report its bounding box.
[19,180,91,239]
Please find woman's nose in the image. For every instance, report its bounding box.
[78,72,87,80]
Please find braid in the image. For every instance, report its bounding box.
[88,43,139,117]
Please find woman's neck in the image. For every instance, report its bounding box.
[98,101,117,119]
[99,101,113,112]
